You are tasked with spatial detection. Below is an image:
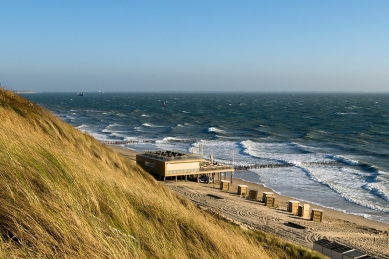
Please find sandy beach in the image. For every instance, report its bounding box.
[107,145,389,258]
[107,145,138,161]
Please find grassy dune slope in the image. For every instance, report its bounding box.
[0,89,326,258]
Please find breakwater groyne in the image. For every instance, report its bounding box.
[232,161,339,171]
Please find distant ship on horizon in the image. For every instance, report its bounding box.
[77,92,84,96]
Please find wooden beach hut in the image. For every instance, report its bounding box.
[297,204,310,218]
[248,189,259,200]
[311,209,324,222]
[237,185,248,195]
[265,196,276,207]
[288,200,300,214]
[220,180,230,191]
[262,192,273,202]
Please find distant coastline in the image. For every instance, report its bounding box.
[14,90,37,94]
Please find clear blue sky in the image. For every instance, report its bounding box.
[1,1,388,92]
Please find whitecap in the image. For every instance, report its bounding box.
[155,137,188,143]
[77,124,89,129]
[208,127,226,134]
[330,155,360,165]
[363,181,389,202]
[335,112,358,115]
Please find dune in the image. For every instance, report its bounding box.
[0,88,327,258]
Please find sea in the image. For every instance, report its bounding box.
[23,92,389,225]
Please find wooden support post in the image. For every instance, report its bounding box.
[185,175,187,182]
[175,176,177,182]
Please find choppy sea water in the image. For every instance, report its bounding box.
[24,92,389,224]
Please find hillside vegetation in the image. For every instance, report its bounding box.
[0,88,326,258]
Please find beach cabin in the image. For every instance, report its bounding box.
[330,242,352,259]
[298,204,310,218]
[265,196,276,207]
[288,201,300,214]
[322,241,342,258]
[248,189,259,200]
[342,249,366,259]
[220,180,230,191]
[317,240,353,259]
[311,209,324,222]
[313,238,333,254]
[262,192,273,202]
[136,150,234,181]
[313,239,373,259]
[237,185,248,196]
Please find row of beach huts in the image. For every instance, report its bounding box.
[220,180,324,221]
[219,181,382,259]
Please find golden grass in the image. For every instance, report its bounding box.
[0,88,326,258]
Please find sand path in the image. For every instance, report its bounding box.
[164,181,389,258]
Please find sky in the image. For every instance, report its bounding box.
[1,1,388,92]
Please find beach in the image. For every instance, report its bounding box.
[108,145,389,258]
[27,93,389,227]
[107,145,138,161]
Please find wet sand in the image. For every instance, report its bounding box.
[107,145,137,161]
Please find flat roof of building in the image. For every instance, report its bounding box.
[138,150,204,161]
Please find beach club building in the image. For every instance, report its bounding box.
[136,150,234,181]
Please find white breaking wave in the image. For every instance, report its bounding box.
[302,166,389,212]
[208,127,226,134]
[330,155,360,166]
[77,124,89,129]
[335,112,358,115]
[142,123,169,128]
[155,137,188,143]
[364,181,389,202]
[107,123,121,127]
[240,139,389,213]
